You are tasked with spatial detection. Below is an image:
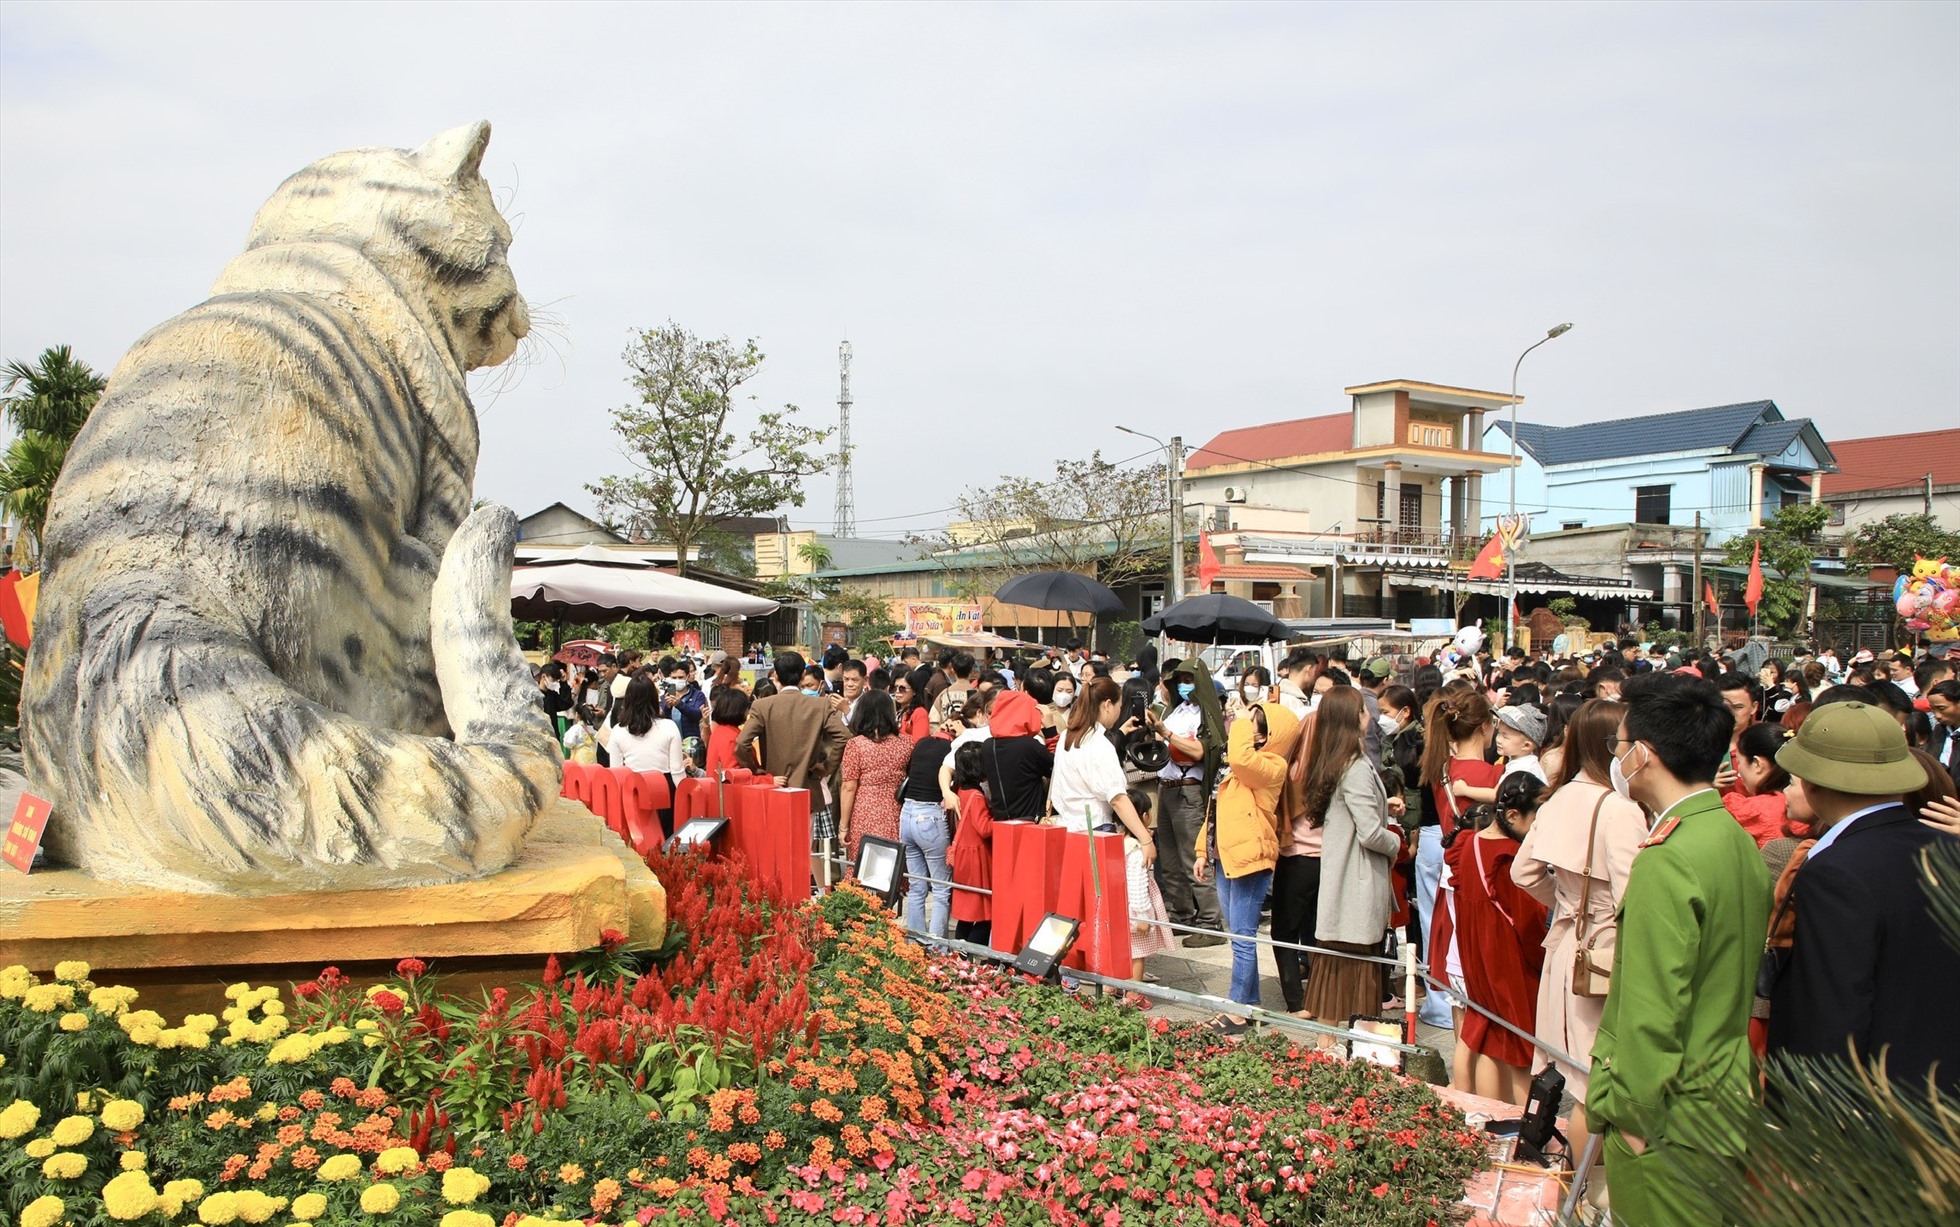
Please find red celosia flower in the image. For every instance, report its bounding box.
[599,928,627,953]
[396,957,428,980]
[294,981,321,999]
[371,990,405,1015]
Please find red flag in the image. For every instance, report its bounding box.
[1744,540,1763,616]
[1196,532,1222,592]
[1704,580,1720,618]
[1467,531,1507,580]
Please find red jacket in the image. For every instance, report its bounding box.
[949,788,995,923]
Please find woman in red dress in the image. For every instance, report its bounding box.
[1420,683,1502,1086]
[704,687,749,776]
[838,692,917,865]
[1447,772,1549,1105]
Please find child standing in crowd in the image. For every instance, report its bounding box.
[947,742,996,945]
[1724,722,1793,848]
[1123,787,1177,989]
[1447,774,1549,1104]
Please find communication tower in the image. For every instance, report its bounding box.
[833,341,855,537]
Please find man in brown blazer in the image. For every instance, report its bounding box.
[736,652,850,877]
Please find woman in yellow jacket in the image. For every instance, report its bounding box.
[1196,699,1303,1032]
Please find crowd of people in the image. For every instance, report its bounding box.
[539,630,1960,1223]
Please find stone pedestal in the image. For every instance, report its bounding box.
[0,799,664,979]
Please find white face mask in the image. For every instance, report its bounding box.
[1609,743,1645,800]
[1052,690,1075,709]
[1379,713,1400,734]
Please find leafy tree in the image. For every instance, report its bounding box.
[814,590,903,655]
[588,324,834,576]
[1846,513,1960,576]
[1,344,107,561]
[1722,503,1832,636]
[940,452,1178,593]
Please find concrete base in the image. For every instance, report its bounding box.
[0,798,665,975]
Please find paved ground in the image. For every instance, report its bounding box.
[1129,915,1458,1071]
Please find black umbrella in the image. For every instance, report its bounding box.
[992,571,1126,615]
[1142,593,1290,643]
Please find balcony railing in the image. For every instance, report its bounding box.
[1346,528,1483,562]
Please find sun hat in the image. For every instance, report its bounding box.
[1776,700,1927,795]
[1493,703,1549,746]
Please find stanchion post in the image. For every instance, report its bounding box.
[1402,940,1418,1044]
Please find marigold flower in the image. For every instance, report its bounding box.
[103,1169,161,1220]
[373,1145,420,1173]
[50,1114,95,1146]
[299,1090,326,1110]
[54,960,91,982]
[22,1195,66,1227]
[506,1153,529,1171]
[43,1150,89,1179]
[59,1010,89,1031]
[441,1165,492,1205]
[291,1192,329,1221]
[26,1136,57,1158]
[440,1213,494,1227]
[122,1151,148,1171]
[331,1077,359,1098]
[164,1178,206,1203]
[590,1177,623,1214]
[233,1190,284,1223]
[0,1098,42,1138]
[101,1099,146,1132]
[557,1162,585,1184]
[23,983,75,1012]
[360,1183,402,1214]
[317,1153,363,1181]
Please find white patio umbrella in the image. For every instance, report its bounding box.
[510,545,779,627]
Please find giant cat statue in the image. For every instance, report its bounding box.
[21,122,563,894]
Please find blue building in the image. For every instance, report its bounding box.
[1483,400,1836,547]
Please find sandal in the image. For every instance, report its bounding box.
[1203,1016,1252,1036]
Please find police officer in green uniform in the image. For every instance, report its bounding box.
[1589,672,1771,1226]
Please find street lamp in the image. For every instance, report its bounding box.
[1504,322,1573,651]
[1115,425,1184,607]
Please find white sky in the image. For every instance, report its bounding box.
[3,2,1955,540]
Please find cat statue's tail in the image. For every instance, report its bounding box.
[23,506,563,895]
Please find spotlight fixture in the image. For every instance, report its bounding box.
[1515,1065,1569,1166]
[669,817,728,853]
[853,835,905,906]
[1013,912,1081,982]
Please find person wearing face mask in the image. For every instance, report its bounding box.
[1226,665,1273,724]
[1586,674,1770,1227]
[1144,664,1227,947]
[1509,698,1643,1178]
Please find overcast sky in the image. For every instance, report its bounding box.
[3,3,1955,541]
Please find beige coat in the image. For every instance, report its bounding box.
[1511,773,1647,1094]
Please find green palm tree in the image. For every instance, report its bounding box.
[1,344,106,561]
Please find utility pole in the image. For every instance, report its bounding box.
[1168,435,1185,605]
[1928,473,1935,517]
[1691,510,1705,647]
[833,342,855,537]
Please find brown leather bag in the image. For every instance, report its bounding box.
[1571,790,1615,999]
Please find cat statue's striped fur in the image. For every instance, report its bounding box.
[21,122,563,894]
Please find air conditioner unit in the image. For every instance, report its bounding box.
[1221,486,1248,504]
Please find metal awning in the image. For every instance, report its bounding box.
[1397,562,1652,601]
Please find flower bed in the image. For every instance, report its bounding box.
[3,848,1484,1226]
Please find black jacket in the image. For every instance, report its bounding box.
[1930,724,1960,790]
[1768,804,1960,1094]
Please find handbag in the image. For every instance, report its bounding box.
[1755,879,1799,1001]
[1571,790,1614,999]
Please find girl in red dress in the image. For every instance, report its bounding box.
[1421,684,1501,1084]
[1447,772,1550,1105]
[948,742,996,945]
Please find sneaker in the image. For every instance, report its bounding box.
[1181,932,1227,948]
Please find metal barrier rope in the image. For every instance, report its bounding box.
[816,851,1586,1071]
[907,931,1425,1056]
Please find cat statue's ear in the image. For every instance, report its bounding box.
[412,122,491,184]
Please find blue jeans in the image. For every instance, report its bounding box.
[899,799,952,938]
[1214,863,1272,1009]
[1413,826,1450,1026]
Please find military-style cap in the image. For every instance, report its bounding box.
[1777,700,1927,795]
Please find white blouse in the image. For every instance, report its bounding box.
[1047,724,1128,832]
[607,719,683,784]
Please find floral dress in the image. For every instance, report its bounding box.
[842,733,915,862]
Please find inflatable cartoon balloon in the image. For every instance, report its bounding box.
[1893,555,1960,642]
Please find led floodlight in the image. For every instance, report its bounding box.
[1013,912,1081,981]
[854,835,905,906]
[670,817,728,853]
